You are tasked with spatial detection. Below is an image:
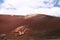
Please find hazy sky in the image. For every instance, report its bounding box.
[0,0,60,17]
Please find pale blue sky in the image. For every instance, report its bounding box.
[0,0,60,17]
[0,0,4,4]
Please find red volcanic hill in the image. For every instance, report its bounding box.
[0,14,25,34]
[24,14,60,37]
[0,14,60,39]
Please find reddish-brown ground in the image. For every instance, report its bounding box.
[0,15,25,34]
[0,14,60,40]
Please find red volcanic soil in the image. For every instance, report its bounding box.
[24,14,60,37]
[0,14,60,39]
[0,15,25,34]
